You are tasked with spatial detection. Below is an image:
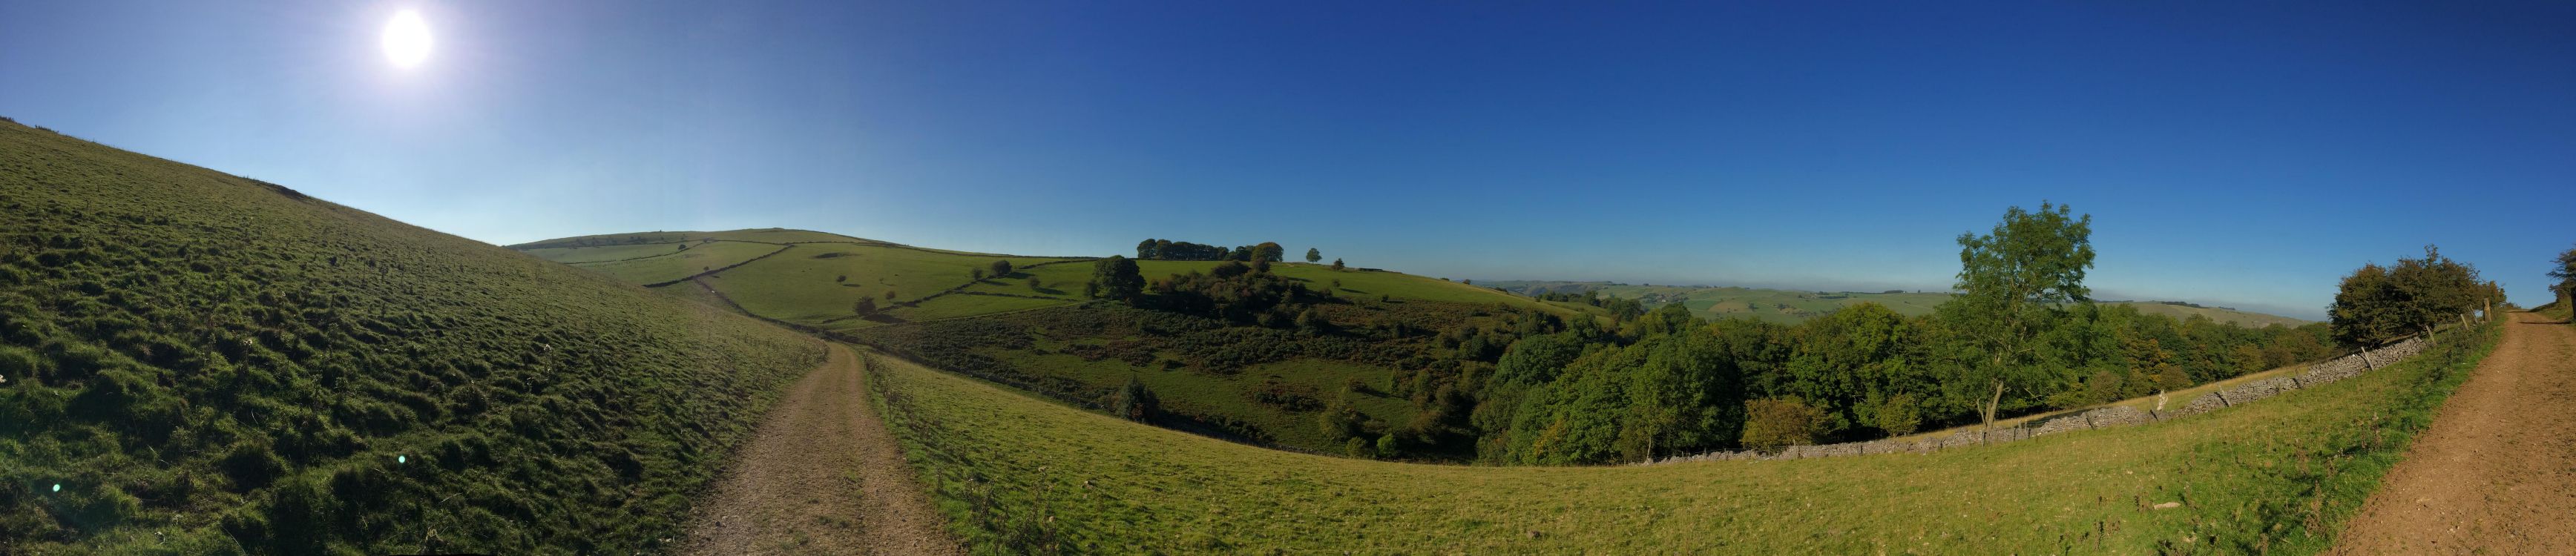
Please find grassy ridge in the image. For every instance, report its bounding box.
[561,240,785,285]
[863,316,2501,554]
[0,121,826,554]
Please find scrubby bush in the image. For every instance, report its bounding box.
[1740,398,1828,451]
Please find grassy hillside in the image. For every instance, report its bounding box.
[556,240,786,285]
[517,230,1588,333]
[867,315,2502,554]
[0,121,827,554]
[2114,301,2311,328]
[1483,280,2307,326]
[851,296,1554,455]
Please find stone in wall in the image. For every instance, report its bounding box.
[2033,413,2093,437]
[2184,391,2229,414]
[2083,406,2152,428]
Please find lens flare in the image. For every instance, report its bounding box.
[382,10,433,68]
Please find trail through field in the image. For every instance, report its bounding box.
[680,343,962,555]
[2332,311,2576,555]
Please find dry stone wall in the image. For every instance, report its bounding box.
[1645,336,2432,466]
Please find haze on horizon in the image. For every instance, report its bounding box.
[4,1,2572,319]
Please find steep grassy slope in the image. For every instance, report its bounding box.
[867,317,2501,554]
[0,121,826,554]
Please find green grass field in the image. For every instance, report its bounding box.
[507,228,878,249]
[0,120,825,554]
[697,244,1085,325]
[866,315,2501,554]
[519,242,697,264]
[556,240,785,285]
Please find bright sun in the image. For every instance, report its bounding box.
[382,10,433,69]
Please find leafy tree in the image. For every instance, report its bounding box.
[1109,376,1160,422]
[1210,260,1251,279]
[970,268,985,282]
[1740,398,1827,451]
[990,259,1013,278]
[884,289,897,300]
[1942,202,2094,435]
[1028,276,1043,290]
[1306,248,1322,263]
[2330,263,2403,347]
[2552,244,2576,308]
[1252,242,1286,262]
[1874,393,1923,437]
[1330,258,1346,271]
[1318,394,1364,442]
[1295,308,1329,334]
[852,297,878,316]
[1091,256,1146,303]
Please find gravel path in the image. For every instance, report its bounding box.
[2331,311,2576,555]
[679,343,962,555]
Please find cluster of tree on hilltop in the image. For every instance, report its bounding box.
[1135,238,1286,262]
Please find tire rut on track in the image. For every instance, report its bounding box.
[2330,311,2576,555]
[678,343,962,555]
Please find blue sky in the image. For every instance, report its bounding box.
[5,1,2572,319]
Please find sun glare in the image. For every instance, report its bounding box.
[382,10,433,69]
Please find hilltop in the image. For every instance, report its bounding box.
[1480,279,2310,327]
[0,120,825,553]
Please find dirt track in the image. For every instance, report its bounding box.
[679,343,962,555]
[2332,311,2576,555]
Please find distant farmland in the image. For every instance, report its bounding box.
[1480,280,2309,327]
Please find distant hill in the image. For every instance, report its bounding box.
[516,232,1594,331]
[0,120,825,553]
[1479,280,2310,327]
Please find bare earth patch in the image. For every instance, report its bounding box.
[2331,311,2576,555]
[680,343,962,555]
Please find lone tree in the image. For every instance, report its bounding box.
[990,259,1013,279]
[1306,248,1322,263]
[970,268,985,282]
[1941,202,2094,438]
[1110,376,1160,422]
[1091,255,1146,303]
[1028,276,1043,290]
[852,297,878,316]
[1330,258,1345,271]
[1252,242,1286,262]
